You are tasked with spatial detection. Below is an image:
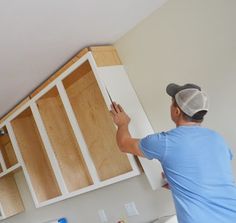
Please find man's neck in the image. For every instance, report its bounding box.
[176,120,201,127]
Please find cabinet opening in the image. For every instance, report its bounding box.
[0,126,18,169]
[36,87,93,192]
[62,60,132,181]
[0,171,24,218]
[11,108,61,202]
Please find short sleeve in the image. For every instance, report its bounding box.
[139,132,167,162]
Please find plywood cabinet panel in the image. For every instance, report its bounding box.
[36,87,93,192]
[0,127,18,169]
[63,61,132,181]
[11,108,61,202]
[0,173,24,218]
[89,46,122,66]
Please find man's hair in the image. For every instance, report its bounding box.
[172,99,207,123]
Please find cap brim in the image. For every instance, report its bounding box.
[166,83,201,97]
[166,83,180,97]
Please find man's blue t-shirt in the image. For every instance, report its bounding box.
[139,126,236,223]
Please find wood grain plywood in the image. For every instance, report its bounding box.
[0,142,17,169]
[90,46,122,67]
[0,174,24,218]
[36,89,92,192]
[0,127,18,169]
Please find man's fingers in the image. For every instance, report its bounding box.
[162,183,170,190]
[110,102,125,114]
[110,105,117,115]
[117,104,124,112]
[112,102,121,113]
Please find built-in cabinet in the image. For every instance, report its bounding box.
[0,46,163,220]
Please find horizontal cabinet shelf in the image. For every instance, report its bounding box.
[0,163,21,178]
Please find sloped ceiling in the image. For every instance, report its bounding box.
[0,0,167,117]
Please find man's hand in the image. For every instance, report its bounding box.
[110,102,131,127]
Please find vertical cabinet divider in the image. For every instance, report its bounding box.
[30,103,68,195]
[0,202,5,219]
[0,152,6,172]
[5,122,39,207]
[56,81,100,185]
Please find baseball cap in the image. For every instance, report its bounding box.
[166,83,209,118]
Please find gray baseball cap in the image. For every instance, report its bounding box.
[166,83,209,117]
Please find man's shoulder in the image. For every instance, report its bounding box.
[200,127,224,139]
[166,126,224,139]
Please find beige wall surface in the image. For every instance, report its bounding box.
[3,0,236,222]
[116,0,236,172]
[4,171,174,223]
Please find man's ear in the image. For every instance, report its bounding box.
[176,106,181,116]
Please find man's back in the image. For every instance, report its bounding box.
[140,126,236,223]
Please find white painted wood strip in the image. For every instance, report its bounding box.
[30,103,68,195]
[56,52,93,82]
[0,163,21,178]
[96,65,164,190]
[30,53,91,103]
[0,151,6,173]
[0,202,5,220]
[56,82,100,185]
[36,170,139,208]
[126,154,140,173]
[0,101,31,127]
[6,122,39,207]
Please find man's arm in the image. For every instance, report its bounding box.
[110,102,145,157]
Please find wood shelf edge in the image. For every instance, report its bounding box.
[30,47,89,98]
[89,45,122,67]
[0,97,30,124]
[29,45,122,99]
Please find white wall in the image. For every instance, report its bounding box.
[5,171,174,223]
[3,0,236,222]
[115,0,236,173]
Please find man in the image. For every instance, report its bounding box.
[110,83,236,223]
